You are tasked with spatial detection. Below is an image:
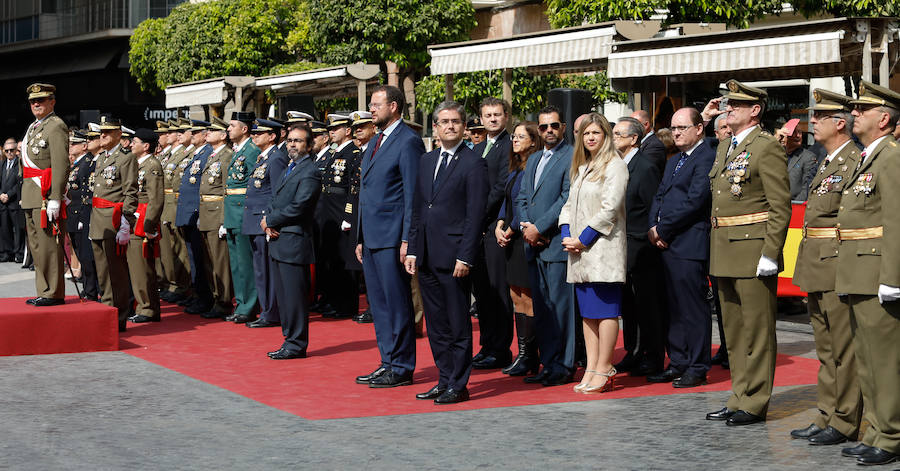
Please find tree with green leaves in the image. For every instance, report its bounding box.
[545,0,785,29]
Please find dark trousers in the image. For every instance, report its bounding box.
[362,245,415,376]
[179,224,212,305]
[661,252,711,376]
[69,229,98,299]
[471,226,513,357]
[249,234,280,323]
[419,263,473,390]
[621,242,667,369]
[274,259,310,353]
[0,207,24,259]
[529,258,574,375]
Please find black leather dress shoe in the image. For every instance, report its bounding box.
[711,350,728,365]
[267,348,285,358]
[647,366,682,383]
[473,353,512,370]
[129,314,160,323]
[541,372,573,386]
[25,297,38,305]
[842,443,874,457]
[524,369,550,384]
[32,297,64,307]
[630,362,662,377]
[726,410,764,426]
[434,387,469,404]
[354,309,373,323]
[369,371,413,388]
[356,366,388,384]
[472,349,487,364]
[246,319,280,328]
[185,303,212,314]
[790,423,823,439]
[269,349,307,360]
[232,314,255,324]
[673,372,706,388]
[706,407,735,421]
[807,426,849,446]
[856,447,899,465]
[415,385,447,400]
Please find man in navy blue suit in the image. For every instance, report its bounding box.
[354,85,425,388]
[262,124,320,359]
[404,101,488,404]
[648,107,717,388]
[514,105,576,386]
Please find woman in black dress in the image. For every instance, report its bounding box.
[495,121,542,375]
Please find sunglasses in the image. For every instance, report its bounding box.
[538,122,562,132]
[29,98,48,105]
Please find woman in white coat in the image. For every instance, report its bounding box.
[558,113,628,393]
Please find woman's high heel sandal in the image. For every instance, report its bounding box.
[582,367,617,393]
[574,370,597,392]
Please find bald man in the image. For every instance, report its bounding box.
[631,110,668,173]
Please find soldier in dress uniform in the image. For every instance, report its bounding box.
[153,120,170,158]
[224,111,264,325]
[175,120,215,315]
[703,80,791,426]
[158,118,194,304]
[311,120,331,177]
[126,128,164,323]
[65,130,98,301]
[21,83,69,306]
[833,81,900,466]
[315,113,360,318]
[343,111,374,320]
[789,90,863,445]
[243,119,288,327]
[197,117,234,320]
[120,126,134,152]
[465,117,486,148]
[89,115,138,331]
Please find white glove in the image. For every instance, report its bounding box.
[218,225,227,239]
[265,234,271,242]
[63,195,72,206]
[878,284,900,304]
[77,221,83,230]
[756,255,778,277]
[115,226,130,245]
[46,199,60,222]
[341,220,352,231]
[120,216,130,232]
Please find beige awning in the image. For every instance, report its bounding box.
[428,24,617,75]
[165,76,254,108]
[609,31,844,79]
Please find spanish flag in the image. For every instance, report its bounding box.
[778,202,807,298]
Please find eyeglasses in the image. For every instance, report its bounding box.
[511,134,530,141]
[368,101,387,110]
[29,98,48,105]
[436,119,462,127]
[285,138,305,144]
[3,149,15,153]
[612,132,633,138]
[538,122,561,132]
[814,114,844,121]
[671,124,700,133]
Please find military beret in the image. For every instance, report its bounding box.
[134,128,158,145]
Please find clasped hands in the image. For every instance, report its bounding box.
[404,256,469,278]
[648,226,668,250]
[520,222,548,248]
[260,216,279,239]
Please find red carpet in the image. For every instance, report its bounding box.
[0,296,118,356]
[120,302,818,420]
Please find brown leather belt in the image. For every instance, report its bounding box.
[837,226,883,241]
[712,211,769,228]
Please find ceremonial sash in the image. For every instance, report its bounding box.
[92,197,124,230]
[134,202,160,258]
[22,166,65,230]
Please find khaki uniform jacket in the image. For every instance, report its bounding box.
[558,157,629,284]
[89,146,138,240]
[20,112,69,208]
[161,144,193,224]
[709,126,791,278]
[197,145,232,231]
[834,136,900,295]
[793,141,860,293]
[133,155,164,238]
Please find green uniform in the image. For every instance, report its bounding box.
[793,140,863,438]
[224,138,261,316]
[708,124,791,417]
[198,144,233,315]
[127,155,164,318]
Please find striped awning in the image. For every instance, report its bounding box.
[165,77,254,108]
[609,30,845,79]
[429,25,617,75]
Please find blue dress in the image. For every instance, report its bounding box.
[561,224,622,319]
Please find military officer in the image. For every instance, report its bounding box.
[349,113,374,324]
[154,120,171,158]
[225,111,265,325]
[703,80,791,426]
[21,83,69,306]
[465,117,486,148]
[197,117,234,320]
[86,124,101,156]
[287,110,314,125]
[89,115,138,331]
[243,119,288,328]
[833,82,900,466]
[65,130,98,301]
[311,121,331,177]
[159,118,193,303]
[789,90,863,446]
[120,126,135,152]
[126,128,164,323]
[175,120,214,315]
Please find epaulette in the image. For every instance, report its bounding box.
[760,131,772,137]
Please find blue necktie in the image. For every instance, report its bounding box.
[673,152,688,175]
[283,161,296,182]
[433,152,450,195]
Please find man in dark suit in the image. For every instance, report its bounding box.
[514,105,575,386]
[612,117,666,377]
[469,97,514,369]
[631,110,668,174]
[262,124,320,359]
[0,138,24,263]
[354,85,425,388]
[65,131,98,300]
[648,107,717,387]
[405,101,488,404]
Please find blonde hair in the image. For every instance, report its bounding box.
[570,112,617,182]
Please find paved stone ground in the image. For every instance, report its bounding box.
[0,261,878,470]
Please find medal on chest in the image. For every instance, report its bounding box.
[814,175,842,197]
[852,173,874,196]
[102,165,117,186]
[723,151,750,197]
[138,169,146,193]
[189,159,202,184]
